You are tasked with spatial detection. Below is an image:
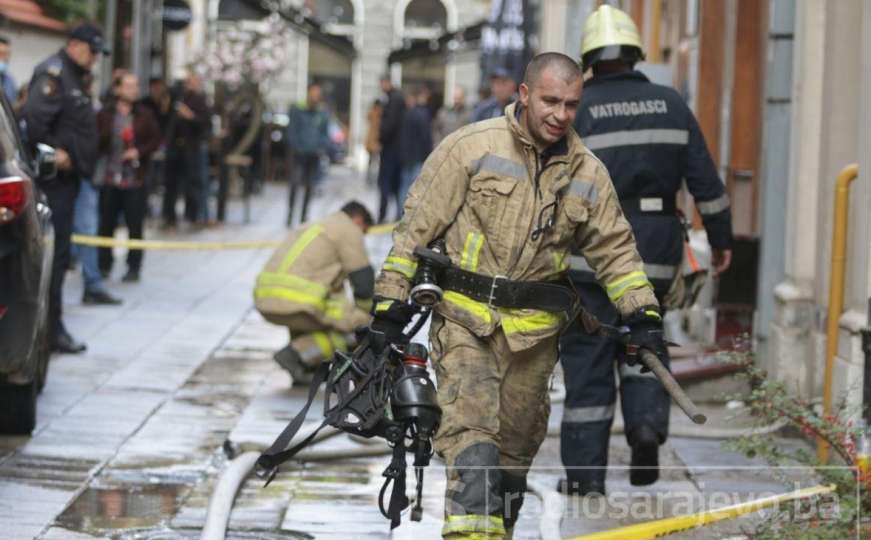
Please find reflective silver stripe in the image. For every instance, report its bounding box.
[584,129,689,150]
[470,154,527,181]
[619,362,658,380]
[644,263,678,280]
[562,404,616,423]
[569,178,599,205]
[696,193,731,215]
[300,346,323,363]
[569,255,594,273]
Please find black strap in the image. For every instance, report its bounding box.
[379,442,410,529]
[256,362,330,484]
[411,467,424,522]
[440,267,576,312]
[620,197,677,216]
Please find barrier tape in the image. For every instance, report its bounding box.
[568,484,836,540]
[71,223,396,250]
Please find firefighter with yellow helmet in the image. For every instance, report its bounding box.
[557,5,733,496]
[366,52,667,539]
[254,201,375,385]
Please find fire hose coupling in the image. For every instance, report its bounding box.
[410,239,451,307]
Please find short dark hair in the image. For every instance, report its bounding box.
[0,36,9,46]
[523,52,582,87]
[341,201,374,226]
[149,77,164,85]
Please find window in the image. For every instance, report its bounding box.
[403,0,447,39]
[309,0,354,26]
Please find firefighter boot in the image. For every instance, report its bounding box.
[629,424,660,486]
[273,345,315,386]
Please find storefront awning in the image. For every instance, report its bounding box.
[387,21,484,64]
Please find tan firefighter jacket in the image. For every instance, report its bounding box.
[255,211,370,326]
[375,102,658,352]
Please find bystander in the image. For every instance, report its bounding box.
[285,82,329,226]
[96,72,161,282]
[398,85,432,206]
[162,72,210,228]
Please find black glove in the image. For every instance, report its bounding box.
[369,297,416,353]
[621,305,668,370]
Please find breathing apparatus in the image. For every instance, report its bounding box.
[256,240,450,528]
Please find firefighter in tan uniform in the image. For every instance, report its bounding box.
[255,201,375,384]
[367,54,667,539]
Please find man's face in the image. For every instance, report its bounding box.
[149,81,165,99]
[453,86,465,106]
[351,215,369,234]
[491,77,516,103]
[379,78,391,93]
[118,74,139,103]
[67,40,98,69]
[0,42,10,63]
[308,85,322,105]
[519,68,582,146]
[185,73,202,93]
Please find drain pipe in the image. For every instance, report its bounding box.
[819,163,859,463]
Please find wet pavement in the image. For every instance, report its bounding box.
[0,167,830,539]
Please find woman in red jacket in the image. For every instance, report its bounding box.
[96,72,161,282]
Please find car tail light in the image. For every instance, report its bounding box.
[0,176,30,224]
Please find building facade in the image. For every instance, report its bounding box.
[168,0,488,165]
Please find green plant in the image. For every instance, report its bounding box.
[725,351,870,538]
[38,0,105,24]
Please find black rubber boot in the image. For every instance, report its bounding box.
[629,424,660,486]
[273,345,315,386]
[557,477,606,496]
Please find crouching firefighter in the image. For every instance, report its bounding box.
[368,52,666,539]
[557,5,734,496]
[254,201,375,385]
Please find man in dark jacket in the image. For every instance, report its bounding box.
[286,82,329,225]
[397,85,432,206]
[376,75,405,223]
[162,72,210,227]
[24,23,110,354]
[558,5,733,496]
[471,67,517,122]
[96,72,161,282]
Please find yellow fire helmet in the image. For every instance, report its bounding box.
[580,5,645,69]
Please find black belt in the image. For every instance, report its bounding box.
[441,267,577,312]
[620,197,677,216]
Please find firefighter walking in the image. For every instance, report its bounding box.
[367,53,667,539]
[254,201,375,385]
[557,5,734,496]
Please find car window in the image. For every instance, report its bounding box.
[0,95,20,164]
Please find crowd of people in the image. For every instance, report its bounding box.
[6,23,216,353]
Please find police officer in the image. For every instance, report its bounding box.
[557,5,733,496]
[471,66,517,122]
[369,53,666,539]
[254,201,375,385]
[24,24,110,354]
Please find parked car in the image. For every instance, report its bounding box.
[0,95,56,435]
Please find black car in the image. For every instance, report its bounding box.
[0,96,56,435]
